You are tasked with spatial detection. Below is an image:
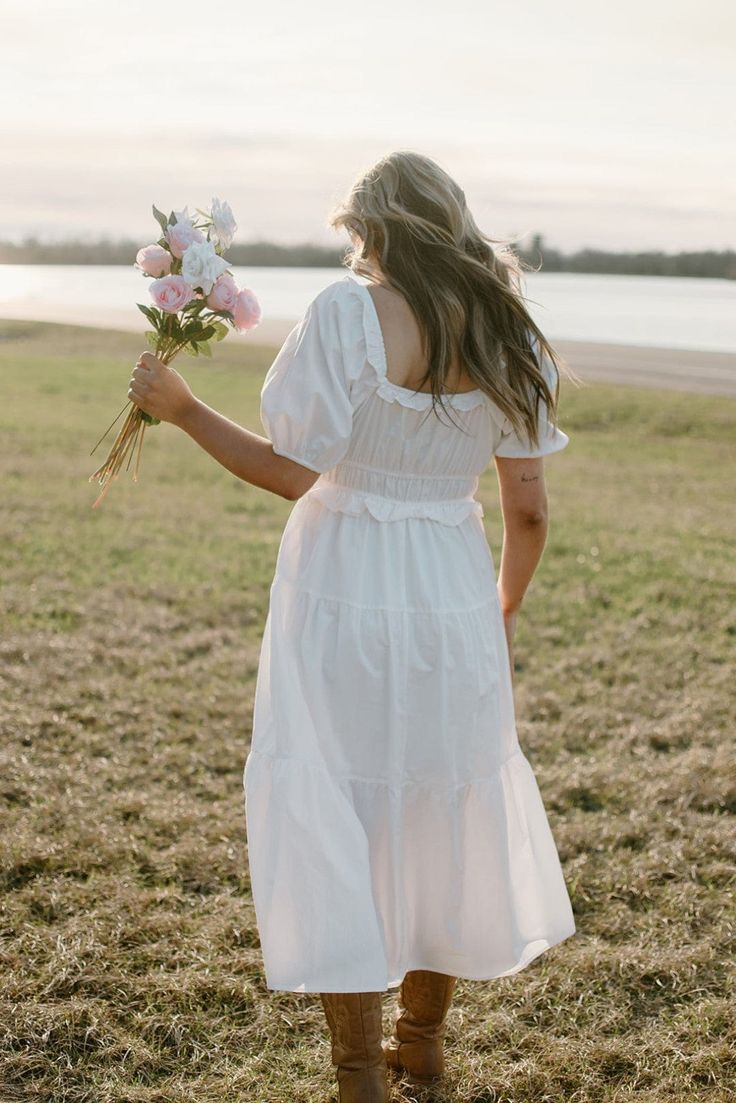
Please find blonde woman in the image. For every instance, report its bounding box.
[128,151,577,1102]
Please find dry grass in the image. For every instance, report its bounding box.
[1,320,734,1102]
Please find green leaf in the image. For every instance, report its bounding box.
[211,322,228,341]
[198,325,216,342]
[181,321,203,341]
[184,342,200,357]
[185,299,207,316]
[198,341,212,357]
[152,205,168,233]
[145,331,159,350]
[140,412,161,425]
[137,303,160,327]
[168,210,177,225]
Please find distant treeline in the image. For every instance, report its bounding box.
[0,238,347,268]
[1,233,734,279]
[516,234,736,281]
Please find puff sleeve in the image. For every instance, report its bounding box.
[494,333,569,458]
[260,281,374,473]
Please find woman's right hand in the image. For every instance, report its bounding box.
[129,352,197,426]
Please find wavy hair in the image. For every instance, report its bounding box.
[328,150,571,443]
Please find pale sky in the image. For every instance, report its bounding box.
[2,0,734,251]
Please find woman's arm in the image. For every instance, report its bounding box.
[175,396,321,500]
[495,455,549,613]
[128,352,320,501]
[493,455,550,674]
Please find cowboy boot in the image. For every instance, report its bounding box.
[319,991,389,1103]
[382,969,457,1085]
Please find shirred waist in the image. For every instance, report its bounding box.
[319,459,480,505]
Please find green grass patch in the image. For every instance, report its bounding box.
[1,320,734,1101]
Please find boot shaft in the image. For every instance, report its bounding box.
[384,969,457,1084]
[319,991,389,1103]
[396,969,457,1040]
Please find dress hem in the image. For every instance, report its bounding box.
[262,926,577,994]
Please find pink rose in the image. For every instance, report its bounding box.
[206,273,239,312]
[135,244,172,277]
[165,221,204,258]
[233,287,262,331]
[149,275,195,314]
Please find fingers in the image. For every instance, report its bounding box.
[130,366,150,389]
[128,364,151,409]
[128,386,152,419]
[137,351,159,371]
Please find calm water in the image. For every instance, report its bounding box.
[0,264,734,353]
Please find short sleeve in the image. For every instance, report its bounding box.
[494,333,569,458]
[260,281,376,473]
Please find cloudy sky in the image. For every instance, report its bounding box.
[2,0,734,251]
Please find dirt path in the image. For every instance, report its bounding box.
[555,339,736,398]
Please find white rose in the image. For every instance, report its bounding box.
[210,197,237,250]
[172,205,193,226]
[181,240,231,294]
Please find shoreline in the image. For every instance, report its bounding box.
[1,307,734,398]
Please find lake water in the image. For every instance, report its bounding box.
[0,264,734,353]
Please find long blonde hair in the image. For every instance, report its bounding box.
[328,150,569,443]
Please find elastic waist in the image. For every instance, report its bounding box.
[322,459,480,506]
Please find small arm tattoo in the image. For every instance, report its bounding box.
[521,473,539,482]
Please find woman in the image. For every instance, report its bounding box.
[128,150,576,1102]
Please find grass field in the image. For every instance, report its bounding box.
[1,320,734,1102]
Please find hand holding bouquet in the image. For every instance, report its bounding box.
[88,199,261,507]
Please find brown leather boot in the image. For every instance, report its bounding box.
[319,991,389,1103]
[382,969,457,1085]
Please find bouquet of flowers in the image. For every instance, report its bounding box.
[88,199,261,507]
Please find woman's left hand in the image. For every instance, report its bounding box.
[502,608,518,684]
[128,352,196,425]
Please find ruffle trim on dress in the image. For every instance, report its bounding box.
[305,482,485,525]
[341,275,489,412]
[340,275,389,394]
[375,377,489,412]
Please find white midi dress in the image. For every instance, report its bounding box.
[243,272,576,993]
